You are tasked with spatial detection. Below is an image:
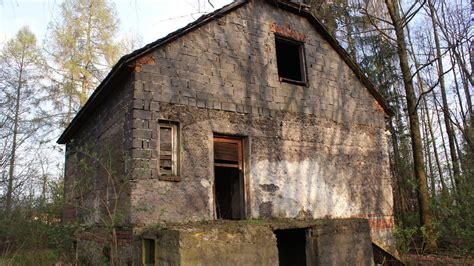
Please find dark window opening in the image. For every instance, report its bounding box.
[275,36,306,85]
[275,229,307,266]
[214,136,245,220]
[143,239,155,266]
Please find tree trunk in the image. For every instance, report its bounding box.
[450,50,467,127]
[80,2,94,107]
[434,91,458,194]
[421,107,436,198]
[5,50,25,214]
[405,21,447,196]
[428,0,461,187]
[424,98,447,195]
[341,0,357,60]
[388,117,407,224]
[384,0,437,251]
[110,228,118,266]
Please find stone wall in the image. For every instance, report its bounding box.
[62,76,134,263]
[128,0,393,249]
[64,75,133,224]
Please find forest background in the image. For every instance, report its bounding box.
[0,0,472,264]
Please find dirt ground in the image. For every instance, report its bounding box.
[402,253,474,265]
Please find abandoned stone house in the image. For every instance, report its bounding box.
[58,0,396,265]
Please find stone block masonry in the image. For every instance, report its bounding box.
[129,1,393,252]
[61,1,395,264]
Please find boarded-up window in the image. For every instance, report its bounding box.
[214,141,239,166]
[158,121,179,177]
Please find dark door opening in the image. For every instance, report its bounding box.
[213,136,245,220]
[275,229,307,266]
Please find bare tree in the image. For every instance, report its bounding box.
[383,0,437,251]
[0,27,46,214]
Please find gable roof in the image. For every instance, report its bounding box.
[57,0,392,144]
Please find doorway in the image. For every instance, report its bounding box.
[213,136,245,220]
[275,229,307,266]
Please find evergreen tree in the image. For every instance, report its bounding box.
[47,0,122,125]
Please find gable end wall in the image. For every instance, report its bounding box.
[129,1,394,250]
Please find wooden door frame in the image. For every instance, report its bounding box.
[213,134,248,220]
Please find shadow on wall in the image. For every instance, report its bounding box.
[138,0,392,229]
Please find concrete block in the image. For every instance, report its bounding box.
[132,110,151,120]
[309,219,374,265]
[213,101,221,110]
[221,102,236,112]
[150,101,160,111]
[131,149,153,159]
[196,99,207,108]
[132,139,143,148]
[133,99,145,110]
[132,129,152,139]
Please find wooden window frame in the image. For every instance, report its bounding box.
[158,120,180,181]
[275,35,308,86]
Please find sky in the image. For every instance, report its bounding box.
[0,0,232,183]
[0,0,232,47]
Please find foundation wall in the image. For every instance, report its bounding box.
[144,219,373,266]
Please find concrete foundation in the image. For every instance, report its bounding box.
[141,219,374,266]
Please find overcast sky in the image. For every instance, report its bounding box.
[0,0,232,47]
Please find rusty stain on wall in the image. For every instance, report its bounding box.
[270,22,306,41]
[132,54,156,72]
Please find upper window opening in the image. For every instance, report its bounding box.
[275,36,307,85]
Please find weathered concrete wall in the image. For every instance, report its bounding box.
[144,219,373,266]
[153,225,278,265]
[128,0,394,249]
[308,219,374,265]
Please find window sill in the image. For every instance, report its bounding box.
[158,175,181,182]
[279,77,307,86]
